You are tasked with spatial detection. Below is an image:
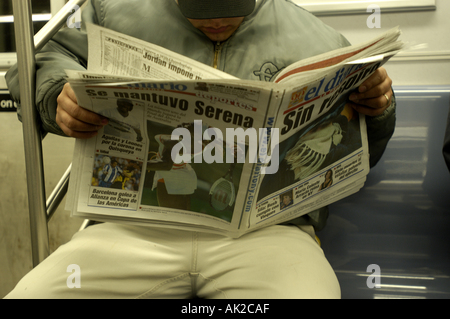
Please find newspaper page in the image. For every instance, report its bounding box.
[67,78,274,237]
[66,25,403,237]
[86,23,237,81]
[273,26,402,84]
[246,64,372,230]
[242,30,404,232]
[244,51,398,232]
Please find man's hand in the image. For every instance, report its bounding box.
[348,67,393,117]
[56,82,108,138]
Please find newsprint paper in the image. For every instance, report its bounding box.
[65,24,403,237]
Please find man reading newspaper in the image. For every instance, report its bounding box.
[6,0,395,299]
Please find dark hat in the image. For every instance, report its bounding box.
[178,0,256,19]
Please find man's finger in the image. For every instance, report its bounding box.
[59,124,101,139]
[56,106,104,136]
[349,67,392,101]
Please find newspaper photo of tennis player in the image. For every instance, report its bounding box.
[141,120,245,223]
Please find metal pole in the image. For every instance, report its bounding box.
[37,0,86,222]
[12,0,87,266]
[12,0,49,267]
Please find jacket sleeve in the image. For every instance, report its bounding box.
[443,103,450,172]
[5,2,100,136]
[366,90,396,168]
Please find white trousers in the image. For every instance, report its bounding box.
[5,223,340,299]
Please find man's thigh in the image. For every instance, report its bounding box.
[5,224,340,299]
[196,225,340,299]
[5,223,196,299]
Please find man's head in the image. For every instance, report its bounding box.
[116,99,134,117]
[177,0,256,42]
[177,0,255,19]
[282,195,292,205]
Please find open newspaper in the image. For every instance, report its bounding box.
[66,24,403,237]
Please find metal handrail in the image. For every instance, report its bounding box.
[35,0,87,52]
[12,0,86,267]
[47,163,72,221]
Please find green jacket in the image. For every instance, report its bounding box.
[6,0,396,231]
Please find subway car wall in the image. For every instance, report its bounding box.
[0,0,52,112]
[0,92,17,112]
